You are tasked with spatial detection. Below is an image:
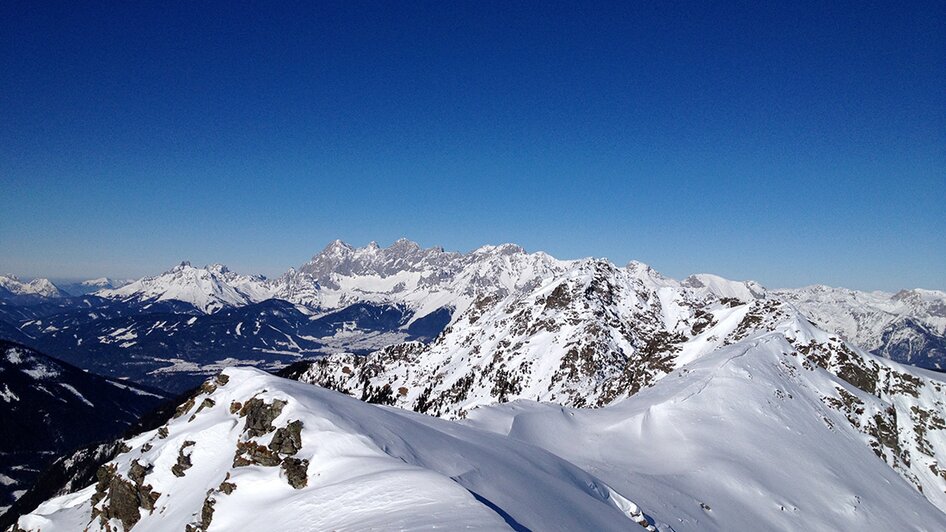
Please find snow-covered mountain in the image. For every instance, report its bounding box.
[56,278,133,297]
[4,240,944,393]
[97,263,274,314]
[272,238,571,322]
[661,274,946,369]
[7,241,946,529]
[288,258,946,518]
[10,368,658,531]
[0,276,67,299]
[66,240,946,370]
[773,285,946,367]
[82,278,126,290]
[0,340,166,516]
[13,344,946,530]
[292,258,722,415]
[465,330,946,529]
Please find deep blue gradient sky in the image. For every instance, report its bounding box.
[1,1,944,290]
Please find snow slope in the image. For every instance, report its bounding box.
[464,329,946,531]
[16,334,946,530]
[12,367,656,531]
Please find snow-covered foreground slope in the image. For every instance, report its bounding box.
[464,330,946,530]
[16,338,946,531]
[12,367,656,531]
[0,340,165,515]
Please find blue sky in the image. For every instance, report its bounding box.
[1,1,943,290]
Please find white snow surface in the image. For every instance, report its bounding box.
[464,331,946,531]
[16,367,656,531]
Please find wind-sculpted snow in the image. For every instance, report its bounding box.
[463,331,946,530]
[11,368,658,531]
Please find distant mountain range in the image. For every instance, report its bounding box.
[1,240,943,392]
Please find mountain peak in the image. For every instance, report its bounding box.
[207,263,231,274]
[320,239,355,256]
[390,237,422,251]
[0,275,66,298]
[472,243,525,256]
[99,262,274,313]
[625,259,653,272]
[170,261,193,272]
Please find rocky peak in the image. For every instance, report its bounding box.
[207,264,231,275]
[0,275,66,298]
[472,243,526,256]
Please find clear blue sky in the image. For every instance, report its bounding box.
[1,1,943,290]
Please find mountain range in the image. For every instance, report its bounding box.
[3,239,946,530]
[11,336,946,530]
[1,240,944,391]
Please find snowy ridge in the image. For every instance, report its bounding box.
[13,368,658,531]
[681,272,767,301]
[291,262,946,518]
[0,275,67,298]
[98,263,274,314]
[464,330,946,530]
[272,238,571,323]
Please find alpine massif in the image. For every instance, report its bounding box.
[2,240,944,391]
[3,240,946,531]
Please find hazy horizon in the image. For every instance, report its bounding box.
[2,2,943,291]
